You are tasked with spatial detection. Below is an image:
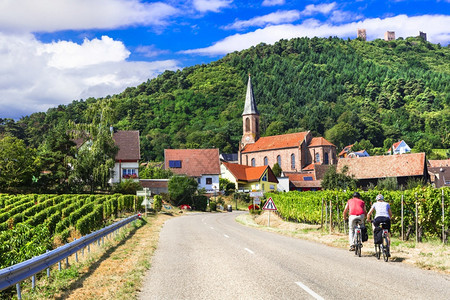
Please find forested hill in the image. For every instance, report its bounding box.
[4,36,450,161]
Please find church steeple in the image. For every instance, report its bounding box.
[243,74,259,116]
[241,74,260,149]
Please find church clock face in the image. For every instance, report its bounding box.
[245,136,250,142]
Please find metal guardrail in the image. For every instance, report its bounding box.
[0,213,141,296]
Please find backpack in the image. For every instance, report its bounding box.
[361,225,368,242]
[373,226,383,244]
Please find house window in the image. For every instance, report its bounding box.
[291,154,295,169]
[197,178,201,184]
[245,117,250,132]
[270,185,275,190]
[277,155,281,166]
[324,153,329,164]
[122,169,137,179]
[264,156,268,166]
[246,155,248,165]
[169,160,182,168]
[251,158,255,167]
[206,178,212,185]
[262,173,267,181]
[315,153,320,163]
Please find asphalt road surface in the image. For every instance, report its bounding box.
[139,211,450,300]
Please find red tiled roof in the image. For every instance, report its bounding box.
[223,162,278,183]
[285,173,316,181]
[338,144,354,157]
[165,149,220,177]
[309,137,335,147]
[337,153,426,179]
[302,163,316,171]
[114,131,140,161]
[241,132,308,153]
[428,159,450,168]
[291,180,322,188]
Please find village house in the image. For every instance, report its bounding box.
[387,140,411,155]
[238,75,337,175]
[164,148,220,194]
[428,159,450,188]
[221,162,278,193]
[337,152,428,189]
[110,130,141,184]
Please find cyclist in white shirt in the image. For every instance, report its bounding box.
[367,194,392,244]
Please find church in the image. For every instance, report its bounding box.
[238,75,337,177]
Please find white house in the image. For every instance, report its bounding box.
[110,130,140,183]
[388,140,411,155]
[164,148,220,194]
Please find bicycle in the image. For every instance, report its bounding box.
[353,220,363,257]
[374,222,390,262]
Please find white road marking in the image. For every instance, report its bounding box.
[224,234,229,238]
[244,248,254,254]
[295,282,324,300]
[210,226,214,230]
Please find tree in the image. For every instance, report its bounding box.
[0,136,38,192]
[321,165,357,190]
[414,139,432,156]
[272,162,282,177]
[168,175,198,206]
[325,122,359,150]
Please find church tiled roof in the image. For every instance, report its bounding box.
[308,137,335,147]
[241,132,309,153]
[242,74,259,115]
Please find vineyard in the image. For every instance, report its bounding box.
[267,186,449,240]
[0,194,136,269]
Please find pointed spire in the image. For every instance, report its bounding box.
[242,74,259,116]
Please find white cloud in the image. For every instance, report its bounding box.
[224,10,301,30]
[262,0,285,7]
[330,10,363,23]
[182,14,450,56]
[301,3,337,16]
[192,0,233,13]
[135,45,170,58]
[0,0,178,33]
[0,33,179,119]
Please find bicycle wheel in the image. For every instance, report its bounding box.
[382,236,389,262]
[355,232,361,257]
[375,244,380,259]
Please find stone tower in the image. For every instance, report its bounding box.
[357,29,366,41]
[240,74,260,149]
[419,31,427,41]
[384,31,395,41]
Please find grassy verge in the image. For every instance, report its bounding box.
[237,211,450,274]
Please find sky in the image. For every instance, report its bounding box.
[1,0,449,120]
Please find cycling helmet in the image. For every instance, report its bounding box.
[376,194,384,201]
[353,192,361,198]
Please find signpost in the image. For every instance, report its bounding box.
[262,197,277,227]
[137,188,152,216]
[249,191,263,211]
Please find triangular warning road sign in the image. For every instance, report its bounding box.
[262,197,277,211]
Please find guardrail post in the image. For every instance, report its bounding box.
[16,283,22,300]
[32,275,36,289]
[97,239,100,246]
[88,244,90,253]
[58,261,61,271]
[65,257,69,268]
[46,250,50,278]
[102,237,104,245]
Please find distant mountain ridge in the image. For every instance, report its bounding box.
[6,36,450,161]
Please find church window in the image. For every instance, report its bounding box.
[264,156,268,166]
[324,153,329,164]
[251,158,255,167]
[291,154,295,169]
[277,155,281,166]
[245,117,250,132]
[315,153,320,163]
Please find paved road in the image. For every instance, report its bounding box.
[139,211,450,300]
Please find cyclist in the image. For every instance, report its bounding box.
[343,192,366,251]
[367,194,392,255]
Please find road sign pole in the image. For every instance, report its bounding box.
[268,210,271,227]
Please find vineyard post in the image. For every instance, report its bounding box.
[342,200,346,235]
[336,195,339,232]
[401,194,404,241]
[442,188,445,244]
[325,202,328,232]
[415,193,419,243]
[321,198,324,229]
[329,200,332,232]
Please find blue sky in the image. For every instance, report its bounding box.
[1,0,449,119]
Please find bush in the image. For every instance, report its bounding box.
[153,195,162,212]
[209,201,217,211]
[193,195,208,211]
[112,179,142,194]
